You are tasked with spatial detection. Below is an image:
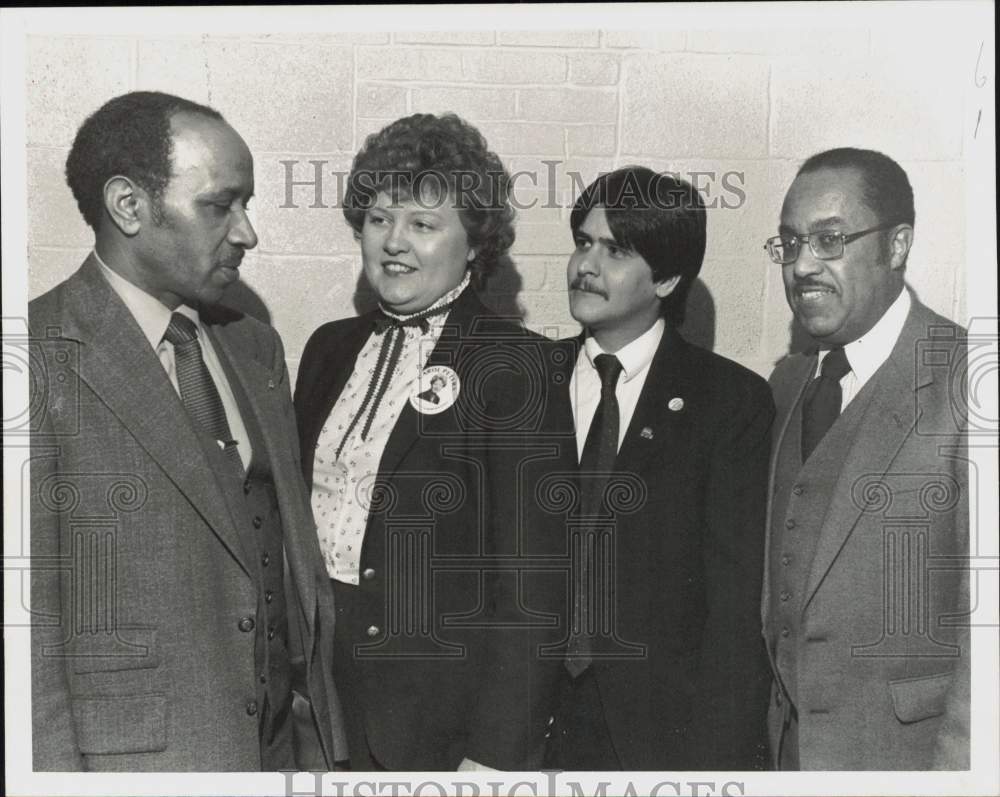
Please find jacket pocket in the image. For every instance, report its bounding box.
[889,671,953,724]
[73,693,167,754]
[71,628,159,674]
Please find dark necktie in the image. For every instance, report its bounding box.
[163,313,244,475]
[566,353,623,677]
[801,346,851,462]
[334,300,455,460]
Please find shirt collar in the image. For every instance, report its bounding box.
[93,249,201,347]
[583,318,665,383]
[818,288,911,381]
[378,270,471,330]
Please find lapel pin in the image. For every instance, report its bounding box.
[640,427,654,440]
[668,397,684,412]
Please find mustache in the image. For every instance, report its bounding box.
[569,277,609,300]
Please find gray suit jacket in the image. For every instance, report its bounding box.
[29,255,342,771]
[762,295,970,769]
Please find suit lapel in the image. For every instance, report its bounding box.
[801,303,936,610]
[614,324,693,476]
[375,288,482,480]
[60,257,252,574]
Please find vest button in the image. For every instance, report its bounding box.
[261,552,270,567]
[265,590,274,604]
[238,616,255,632]
[792,484,804,496]
[781,627,790,638]
[366,625,380,638]
[776,690,783,707]
[260,674,268,684]
[253,516,263,529]
[267,627,275,641]
[785,518,796,530]
[780,591,791,602]
[362,568,376,581]
[781,554,791,566]
[246,700,258,716]
[243,480,252,495]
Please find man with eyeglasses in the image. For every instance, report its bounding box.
[761,147,970,770]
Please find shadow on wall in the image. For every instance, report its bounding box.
[678,278,715,352]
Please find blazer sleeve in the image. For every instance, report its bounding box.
[31,395,85,770]
[461,335,569,770]
[687,373,775,769]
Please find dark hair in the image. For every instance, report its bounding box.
[570,166,706,324]
[65,91,224,231]
[797,147,915,228]
[343,113,515,286]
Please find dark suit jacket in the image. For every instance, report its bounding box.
[763,296,970,769]
[29,255,342,771]
[294,286,575,770]
[553,323,775,770]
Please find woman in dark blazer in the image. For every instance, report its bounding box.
[294,114,573,771]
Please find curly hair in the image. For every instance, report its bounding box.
[65,91,224,231]
[343,113,515,286]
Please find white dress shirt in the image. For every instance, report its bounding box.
[569,318,665,461]
[311,273,471,585]
[816,288,911,411]
[94,251,252,470]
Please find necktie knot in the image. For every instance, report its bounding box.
[164,313,199,346]
[821,347,851,381]
[594,354,623,395]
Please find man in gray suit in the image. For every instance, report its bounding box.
[763,147,969,769]
[29,91,342,771]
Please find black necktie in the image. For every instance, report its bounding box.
[334,300,455,460]
[801,346,851,462]
[163,313,243,475]
[566,353,623,677]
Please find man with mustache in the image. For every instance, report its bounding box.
[545,166,774,770]
[762,147,969,769]
[29,91,343,770]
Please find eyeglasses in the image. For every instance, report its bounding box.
[764,222,900,265]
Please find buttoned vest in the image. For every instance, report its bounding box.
[767,375,878,706]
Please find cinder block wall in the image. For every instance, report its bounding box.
[26,29,971,378]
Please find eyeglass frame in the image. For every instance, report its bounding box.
[763,221,904,265]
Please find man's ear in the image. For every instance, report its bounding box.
[654,274,681,299]
[103,176,143,236]
[888,224,914,271]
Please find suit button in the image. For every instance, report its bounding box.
[366,625,380,638]
[792,484,804,496]
[267,627,275,641]
[260,674,268,684]
[547,715,555,726]
[265,590,274,604]
[780,591,791,602]
[781,555,791,566]
[362,568,376,581]
[261,552,270,567]
[246,700,258,716]
[238,617,255,632]
[781,627,790,638]
[785,518,796,530]
[253,516,263,529]
[243,480,252,495]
